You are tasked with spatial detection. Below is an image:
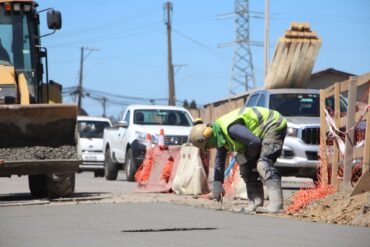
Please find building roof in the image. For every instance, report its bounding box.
[310,68,355,79]
[203,68,356,108]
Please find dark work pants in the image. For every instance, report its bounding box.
[239,125,287,182]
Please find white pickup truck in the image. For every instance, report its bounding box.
[103,105,194,181]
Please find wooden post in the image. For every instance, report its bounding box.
[320,89,328,185]
[342,76,357,192]
[351,80,370,196]
[362,82,370,173]
[331,83,340,188]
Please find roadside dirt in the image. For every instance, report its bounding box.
[288,192,370,227]
[66,189,370,228]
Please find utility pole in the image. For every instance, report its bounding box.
[165,1,176,106]
[102,97,107,117]
[264,0,270,79]
[77,47,84,112]
[77,46,99,114]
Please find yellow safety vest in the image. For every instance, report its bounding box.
[214,107,287,151]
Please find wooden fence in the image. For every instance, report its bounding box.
[188,92,249,124]
[320,73,370,194]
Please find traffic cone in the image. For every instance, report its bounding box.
[146,133,152,150]
[158,128,167,150]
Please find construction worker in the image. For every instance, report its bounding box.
[189,106,287,213]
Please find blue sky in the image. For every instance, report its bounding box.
[37,0,370,118]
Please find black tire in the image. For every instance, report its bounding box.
[312,175,319,184]
[46,173,75,198]
[104,147,118,180]
[94,170,105,177]
[125,148,137,182]
[28,174,48,198]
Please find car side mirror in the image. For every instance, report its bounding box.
[47,10,62,30]
[118,120,128,128]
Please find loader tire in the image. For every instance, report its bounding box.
[28,174,48,198]
[125,148,136,182]
[46,173,75,198]
[104,147,118,181]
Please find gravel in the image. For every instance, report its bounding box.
[0,145,78,161]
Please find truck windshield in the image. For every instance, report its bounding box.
[0,5,35,94]
[133,109,193,126]
[269,93,320,117]
[78,121,111,139]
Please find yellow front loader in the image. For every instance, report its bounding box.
[0,1,80,197]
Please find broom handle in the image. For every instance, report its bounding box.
[224,157,236,177]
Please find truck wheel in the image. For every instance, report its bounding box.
[46,173,75,198]
[125,148,136,182]
[104,147,118,180]
[28,175,48,198]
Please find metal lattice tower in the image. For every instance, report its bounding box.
[229,0,256,95]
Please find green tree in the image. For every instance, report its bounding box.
[183,99,189,108]
[190,100,197,109]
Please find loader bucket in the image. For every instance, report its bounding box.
[0,104,78,148]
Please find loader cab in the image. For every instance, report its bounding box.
[0,1,61,104]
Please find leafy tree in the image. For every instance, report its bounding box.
[183,99,189,108]
[190,100,197,109]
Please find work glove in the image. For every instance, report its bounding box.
[212,181,225,202]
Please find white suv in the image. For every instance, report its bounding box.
[103,105,194,181]
[77,116,112,177]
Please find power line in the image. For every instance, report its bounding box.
[48,26,163,48]
[172,28,230,62]
[63,86,201,111]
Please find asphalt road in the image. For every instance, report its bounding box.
[1,200,369,247]
[1,172,369,247]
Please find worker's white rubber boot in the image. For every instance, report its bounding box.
[256,179,283,213]
[244,182,264,213]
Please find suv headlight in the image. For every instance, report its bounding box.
[287,127,298,137]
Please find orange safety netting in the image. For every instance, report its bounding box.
[286,134,336,213]
[285,184,335,214]
[286,135,336,213]
[160,156,174,183]
[223,160,240,198]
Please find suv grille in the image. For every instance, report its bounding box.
[301,127,320,145]
[164,135,188,145]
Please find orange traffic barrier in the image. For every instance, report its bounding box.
[135,146,182,193]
